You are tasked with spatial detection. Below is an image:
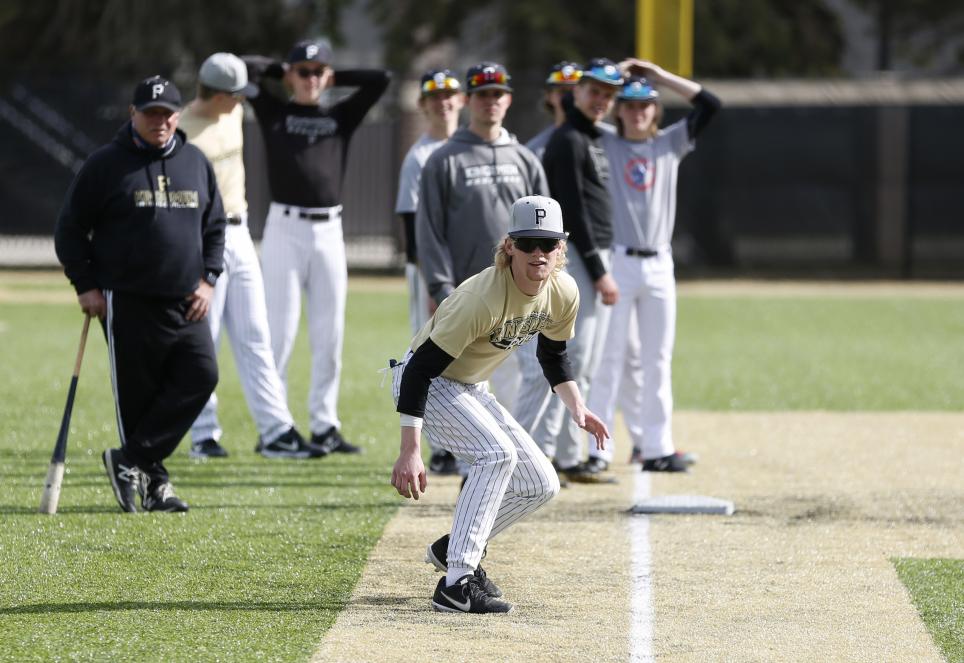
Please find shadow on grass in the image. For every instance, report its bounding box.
[0,599,343,615]
[0,501,398,514]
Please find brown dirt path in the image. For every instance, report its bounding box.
[311,412,963,662]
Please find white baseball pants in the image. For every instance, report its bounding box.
[405,262,431,337]
[191,222,295,445]
[588,247,677,462]
[392,354,560,572]
[261,202,347,435]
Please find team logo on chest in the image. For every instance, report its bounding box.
[624,157,655,192]
[489,311,551,350]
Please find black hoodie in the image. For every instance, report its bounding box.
[55,121,226,298]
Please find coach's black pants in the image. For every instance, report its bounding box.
[103,290,218,482]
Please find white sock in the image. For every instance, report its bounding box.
[446,567,472,587]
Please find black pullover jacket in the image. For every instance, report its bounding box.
[55,122,226,299]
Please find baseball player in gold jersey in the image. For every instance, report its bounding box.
[390,195,609,614]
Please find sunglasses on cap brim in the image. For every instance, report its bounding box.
[547,69,582,85]
[513,237,561,253]
[469,71,509,88]
[422,77,461,94]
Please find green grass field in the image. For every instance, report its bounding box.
[1,274,961,661]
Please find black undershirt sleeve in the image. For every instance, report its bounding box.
[396,338,456,418]
[536,334,575,390]
[400,212,417,264]
[686,88,722,141]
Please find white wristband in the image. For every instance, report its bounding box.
[400,414,423,429]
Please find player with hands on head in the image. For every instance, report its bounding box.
[55,75,226,512]
[390,195,608,614]
[179,52,312,460]
[586,58,720,473]
[243,39,390,457]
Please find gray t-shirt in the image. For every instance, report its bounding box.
[525,125,556,161]
[601,119,693,251]
[395,133,448,214]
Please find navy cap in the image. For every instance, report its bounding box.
[465,62,512,93]
[546,61,583,86]
[132,76,182,112]
[419,69,461,96]
[581,58,624,87]
[286,39,333,65]
[618,76,659,102]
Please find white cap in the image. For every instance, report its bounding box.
[508,196,567,239]
[199,53,257,96]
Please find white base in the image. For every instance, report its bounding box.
[630,495,735,515]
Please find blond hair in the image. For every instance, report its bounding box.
[494,236,568,274]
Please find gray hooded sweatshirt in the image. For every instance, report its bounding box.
[415,127,548,303]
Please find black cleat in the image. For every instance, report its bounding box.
[190,438,228,459]
[583,456,609,473]
[431,576,512,614]
[260,427,326,459]
[102,448,139,513]
[425,534,502,598]
[558,461,618,484]
[642,452,690,473]
[139,474,189,512]
[428,450,460,475]
[311,427,363,455]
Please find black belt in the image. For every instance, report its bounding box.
[226,213,244,226]
[283,207,336,222]
[626,247,658,257]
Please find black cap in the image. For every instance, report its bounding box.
[419,69,461,96]
[286,39,333,65]
[581,58,624,87]
[465,62,512,93]
[132,76,182,112]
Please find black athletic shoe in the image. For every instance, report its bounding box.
[431,575,512,614]
[642,452,690,473]
[102,448,139,513]
[139,474,189,512]
[311,427,363,454]
[548,459,570,488]
[425,534,502,598]
[190,438,228,459]
[260,427,326,459]
[584,456,609,473]
[428,450,459,475]
[558,461,618,484]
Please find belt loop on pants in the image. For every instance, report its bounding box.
[625,247,659,258]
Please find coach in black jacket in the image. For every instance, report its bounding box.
[55,75,226,513]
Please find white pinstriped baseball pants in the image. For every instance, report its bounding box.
[392,354,560,572]
[261,203,347,435]
[191,222,295,445]
[588,248,677,461]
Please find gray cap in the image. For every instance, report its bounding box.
[508,196,568,239]
[199,53,257,96]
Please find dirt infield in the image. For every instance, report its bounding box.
[311,412,962,662]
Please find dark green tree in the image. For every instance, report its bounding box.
[851,0,964,71]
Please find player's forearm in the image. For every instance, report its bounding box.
[553,380,586,416]
[657,70,702,100]
[399,423,421,453]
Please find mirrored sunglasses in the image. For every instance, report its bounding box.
[422,77,461,94]
[547,68,582,85]
[469,70,508,87]
[514,237,560,254]
[295,66,326,79]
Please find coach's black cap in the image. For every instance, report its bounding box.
[287,38,333,65]
[465,62,512,93]
[132,76,182,112]
[419,69,461,96]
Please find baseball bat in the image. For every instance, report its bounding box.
[39,314,92,514]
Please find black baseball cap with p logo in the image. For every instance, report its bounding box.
[132,76,182,112]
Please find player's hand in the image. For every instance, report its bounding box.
[186,280,214,321]
[595,273,619,306]
[391,450,427,500]
[77,289,107,320]
[579,409,611,451]
[619,58,666,82]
